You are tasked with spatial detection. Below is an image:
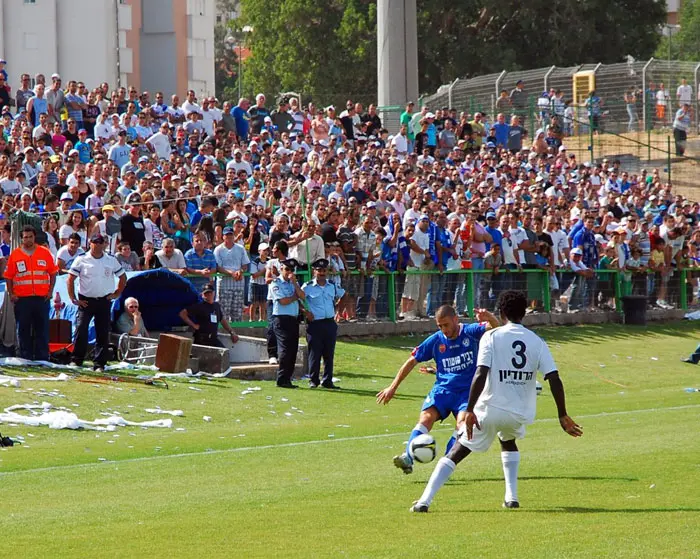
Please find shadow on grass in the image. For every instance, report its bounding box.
[335,371,398,381]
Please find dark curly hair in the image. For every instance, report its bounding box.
[496,290,527,323]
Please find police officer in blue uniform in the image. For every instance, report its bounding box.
[270,258,306,389]
[302,258,346,389]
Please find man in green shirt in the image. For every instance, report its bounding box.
[400,102,416,154]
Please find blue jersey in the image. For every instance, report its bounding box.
[412,323,486,391]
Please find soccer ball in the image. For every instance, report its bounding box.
[409,434,437,464]
[536,381,543,395]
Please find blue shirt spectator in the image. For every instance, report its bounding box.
[232,104,250,140]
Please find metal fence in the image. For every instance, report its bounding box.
[419,58,700,193]
[421,58,700,135]
[175,268,696,329]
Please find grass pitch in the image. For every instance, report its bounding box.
[1,323,699,558]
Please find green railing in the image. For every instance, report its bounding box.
[177,267,692,329]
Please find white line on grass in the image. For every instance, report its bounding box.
[1,404,698,478]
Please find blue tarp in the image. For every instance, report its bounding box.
[0,270,201,346]
[110,269,201,332]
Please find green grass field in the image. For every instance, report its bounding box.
[1,323,699,558]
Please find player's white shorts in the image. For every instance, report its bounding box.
[458,405,526,453]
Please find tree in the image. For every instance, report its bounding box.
[214,0,240,98]
[655,0,700,61]
[237,0,666,105]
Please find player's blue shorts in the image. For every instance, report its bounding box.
[421,386,470,420]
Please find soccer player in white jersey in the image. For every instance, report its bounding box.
[410,290,582,512]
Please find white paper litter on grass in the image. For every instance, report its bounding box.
[105,362,158,372]
[145,408,184,417]
[0,373,70,385]
[0,403,174,431]
[203,416,211,422]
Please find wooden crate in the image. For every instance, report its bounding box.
[154,334,193,373]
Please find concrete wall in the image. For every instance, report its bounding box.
[0,0,213,98]
[57,0,119,88]
[1,0,58,91]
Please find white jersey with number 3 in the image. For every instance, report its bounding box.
[476,323,557,425]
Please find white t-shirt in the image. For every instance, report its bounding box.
[476,322,558,424]
[548,228,569,267]
[656,89,667,106]
[410,228,430,267]
[58,225,88,249]
[677,84,693,104]
[56,245,85,268]
[68,252,125,298]
[508,226,528,263]
[147,132,172,160]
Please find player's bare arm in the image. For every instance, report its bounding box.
[545,371,583,437]
[462,364,489,439]
[376,356,418,405]
[474,308,499,329]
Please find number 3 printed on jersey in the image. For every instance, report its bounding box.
[511,341,527,369]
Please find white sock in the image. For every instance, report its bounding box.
[501,451,520,503]
[418,456,455,506]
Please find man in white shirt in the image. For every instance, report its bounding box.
[146,123,173,160]
[391,124,409,159]
[181,89,201,117]
[67,233,127,372]
[226,149,253,175]
[677,78,693,107]
[410,290,581,513]
[155,238,186,273]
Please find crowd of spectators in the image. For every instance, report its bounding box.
[0,66,699,328]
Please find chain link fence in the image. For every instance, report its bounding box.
[420,58,700,196]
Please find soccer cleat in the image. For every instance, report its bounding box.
[409,501,429,513]
[681,358,697,364]
[268,357,278,365]
[393,453,413,474]
[502,500,520,509]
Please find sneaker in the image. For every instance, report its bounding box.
[268,357,278,365]
[308,380,319,388]
[393,453,413,475]
[656,299,672,309]
[503,500,520,509]
[409,501,429,513]
[94,367,104,373]
[681,358,697,364]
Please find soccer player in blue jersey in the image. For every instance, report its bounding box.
[376,304,499,474]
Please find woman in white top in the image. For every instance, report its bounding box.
[59,210,88,249]
[42,215,60,257]
[144,204,165,249]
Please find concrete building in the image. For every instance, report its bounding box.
[0,0,215,98]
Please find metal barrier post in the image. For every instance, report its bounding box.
[589,112,595,163]
[465,271,475,319]
[387,271,397,323]
[614,271,622,313]
[695,64,700,131]
[642,58,653,132]
[542,271,551,312]
[448,78,459,109]
[648,129,651,160]
[680,269,688,310]
[667,135,672,183]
